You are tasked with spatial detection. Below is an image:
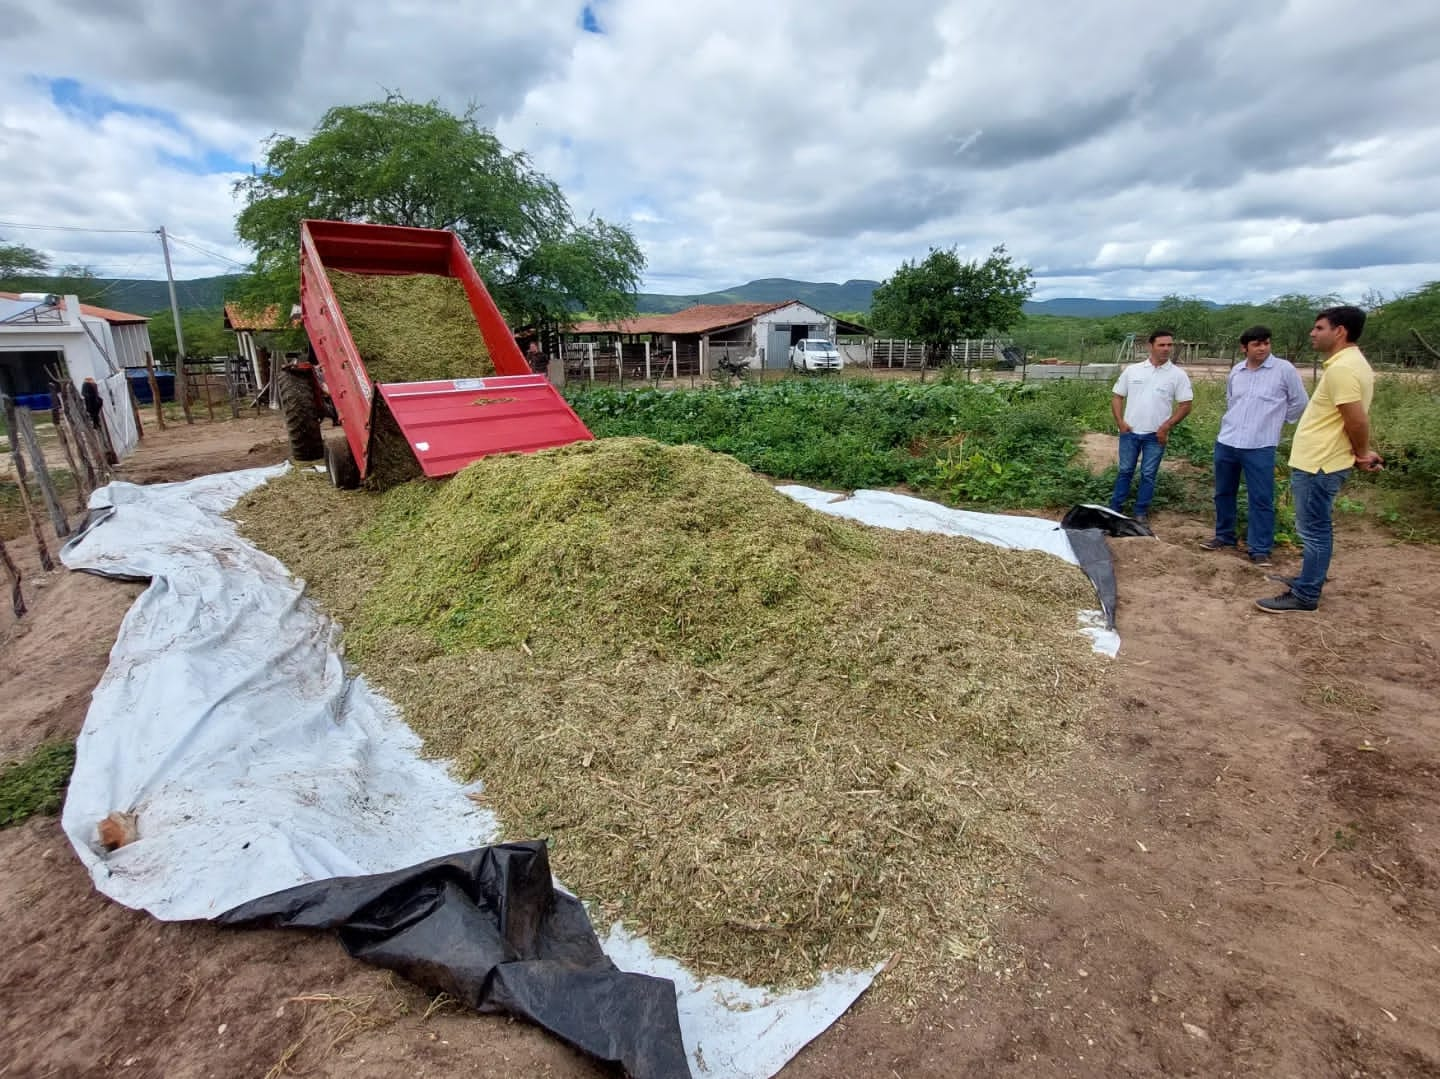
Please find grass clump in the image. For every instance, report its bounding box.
[326,270,493,384]
[234,438,1105,998]
[0,740,76,827]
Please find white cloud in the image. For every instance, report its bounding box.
[1,0,1438,305]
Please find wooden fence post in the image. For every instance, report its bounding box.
[49,395,90,514]
[201,364,216,422]
[0,536,24,617]
[14,407,68,546]
[127,377,145,439]
[176,353,194,424]
[144,352,166,431]
[226,358,241,419]
[58,380,112,487]
[51,381,100,495]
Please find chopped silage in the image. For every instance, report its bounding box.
[326,269,494,384]
[233,437,1105,1001]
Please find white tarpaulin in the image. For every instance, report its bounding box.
[777,486,1122,657]
[57,465,873,1079]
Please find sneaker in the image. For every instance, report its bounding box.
[1255,591,1317,613]
[1198,537,1235,551]
[1134,513,1150,526]
[1248,553,1273,567]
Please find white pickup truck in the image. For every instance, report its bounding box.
[789,339,843,373]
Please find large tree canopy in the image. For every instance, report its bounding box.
[870,245,1034,363]
[234,96,644,330]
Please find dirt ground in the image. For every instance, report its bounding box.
[2,414,1437,1078]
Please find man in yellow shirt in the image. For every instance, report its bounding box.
[1256,306,1383,613]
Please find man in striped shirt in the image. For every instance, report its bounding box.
[1198,326,1308,566]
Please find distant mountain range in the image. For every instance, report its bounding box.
[8,272,1199,321]
[2,273,240,313]
[632,282,1190,318]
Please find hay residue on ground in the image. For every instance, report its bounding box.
[326,270,494,384]
[233,438,1104,1001]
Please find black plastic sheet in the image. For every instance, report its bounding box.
[1060,503,1154,538]
[219,841,691,1079]
[1060,504,1153,631]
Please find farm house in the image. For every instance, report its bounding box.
[565,300,871,380]
[0,292,146,458]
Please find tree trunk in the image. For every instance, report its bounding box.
[1412,328,1440,361]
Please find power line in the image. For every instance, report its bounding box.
[166,233,251,269]
[0,219,155,236]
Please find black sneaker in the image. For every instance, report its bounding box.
[1248,553,1273,567]
[1255,591,1317,613]
[1198,537,1235,551]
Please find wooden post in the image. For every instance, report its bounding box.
[48,395,90,514]
[14,407,68,545]
[53,383,100,495]
[226,357,241,419]
[58,381,111,487]
[127,376,145,439]
[3,391,23,484]
[202,365,216,422]
[143,353,166,431]
[176,353,194,424]
[7,456,55,572]
[0,535,24,617]
[644,340,652,382]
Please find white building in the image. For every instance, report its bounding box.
[0,292,147,458]
[567,300,870,376]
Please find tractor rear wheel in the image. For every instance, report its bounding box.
[278,366,324,461]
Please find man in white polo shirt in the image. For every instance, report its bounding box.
[1108,329,1194,524]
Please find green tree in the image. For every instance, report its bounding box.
[234,94,645,335]
[1153,294,1216,345]
[0,239,50,278]
[146,307,235,362]
[869,245,1034,366]
[1257,293,1340,373]
[1367,281,1440,362]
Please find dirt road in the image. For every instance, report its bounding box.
[1,415,1436,1078]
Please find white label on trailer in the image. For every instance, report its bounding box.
[453,378,487,390]
[414,441,431,452]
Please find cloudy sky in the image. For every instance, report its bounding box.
[1,0,1438,304]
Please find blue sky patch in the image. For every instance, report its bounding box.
[45,76,186,133]
[43,76,249,175]
[158,149,252,176]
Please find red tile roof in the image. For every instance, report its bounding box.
[570,301,795,336]
[223,302,286,331]
[0,291,148,324]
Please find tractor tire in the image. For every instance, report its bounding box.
[324,434,361,490]
[278,367,324,461]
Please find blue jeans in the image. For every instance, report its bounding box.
[1290,467,1349,604]
[1110,432,1164,516]
[1214,442,1277,557]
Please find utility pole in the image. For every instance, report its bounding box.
[158,226,193,423]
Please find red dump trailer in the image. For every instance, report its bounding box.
[279,219,592,488]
